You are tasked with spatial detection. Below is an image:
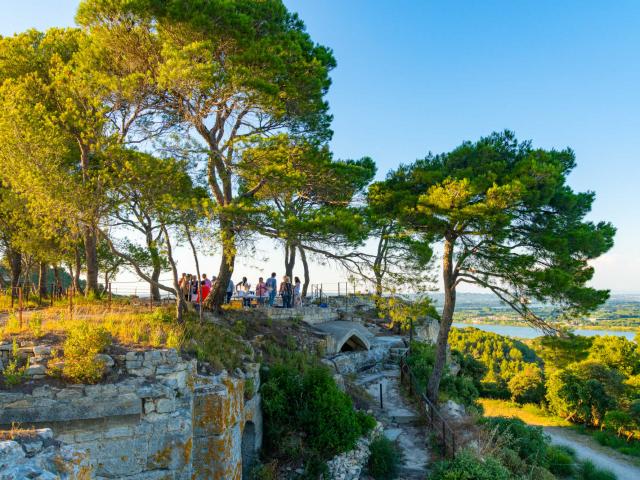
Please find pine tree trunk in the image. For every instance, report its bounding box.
[84,225,99,297]
[38,262,48,298]
[8,248,21,289]
[427,238,456,404]
[284,241,296,278]
[204,223,236,312]
[73,246,83,293]
[299,245,310,298]
[147,228,162,301]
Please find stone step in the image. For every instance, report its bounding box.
[399,467,429,480]
[389,413,421,424]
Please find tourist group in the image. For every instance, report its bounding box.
[178,272,303,308]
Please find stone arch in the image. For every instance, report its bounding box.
[241,421,256,479]
[339,333,368,352]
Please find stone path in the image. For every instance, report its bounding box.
[355,357,430,479]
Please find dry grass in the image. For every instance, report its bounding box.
[0,423,39,441]
[479,398,571,427]
[1,301,184,350]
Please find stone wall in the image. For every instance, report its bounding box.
[326,423,383,480]
[0,428,92,479]
[0,346,262,480]
[262,305,338,325]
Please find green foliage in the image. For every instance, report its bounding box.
[406,341,480,407]
[366,437,401,480]
[545,445,575,477]
[546,366,613,426]
[588,335,640,376]
[481,417,548,466]
[530,333,593,372]
[508,364,546,404]
[576,460,617,480]
[182,321,251,373]
[62,324,112,384]
[592,429,640,458]
[430,450,511,480]
[448,327,541,398]
[2,339,27,387]
[261,364,373,468]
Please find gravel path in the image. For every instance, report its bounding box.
[544,427,640,480]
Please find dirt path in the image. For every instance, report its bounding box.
[544,427,640,480]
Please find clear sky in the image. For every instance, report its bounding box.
[1,0,639,293]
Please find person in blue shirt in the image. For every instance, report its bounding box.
[265,272,277,307]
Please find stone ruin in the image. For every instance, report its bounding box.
[0,341,262,480]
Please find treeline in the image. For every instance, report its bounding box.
[451,327,640,443]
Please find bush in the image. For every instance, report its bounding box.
[2,340,26,387]
[367,437,399,478]
[508,364,545,404]
[481,417,548,465]
[577,460,616,480]
[261,364,373,463]
[62,324,112,384]
[367,437,400,480]
[430,450,511,480]
[546,445,575,477]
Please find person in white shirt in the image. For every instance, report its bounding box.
[236,277,251,307]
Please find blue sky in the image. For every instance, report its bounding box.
[1,0,638,293]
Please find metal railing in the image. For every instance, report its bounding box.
[399,351,457,458]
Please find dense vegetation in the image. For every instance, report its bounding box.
[431,417,616,480]
[448,327,542,399]
[260,363,375,477]
[447,327,640,457]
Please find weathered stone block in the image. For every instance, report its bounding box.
[193,382,242,437]
[156,398,175,414]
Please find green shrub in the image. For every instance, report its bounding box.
[367,437,400,480]
[249,461,278,480]
[62,324,112,384]
[430,450,511,480]
[577,460,616,480]
[407,341,479,407]
[546,445,575,477]
[261,364,371,462]
[481,417,548,465]
[356,409,377,434]
[2,340,27,386]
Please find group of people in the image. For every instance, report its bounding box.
[178,273,214,304]
[178,272,303,308]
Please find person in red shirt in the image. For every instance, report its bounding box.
[197,281,211,303]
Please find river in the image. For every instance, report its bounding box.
[453,322,637,340]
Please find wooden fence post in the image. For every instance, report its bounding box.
[108,283,112,311]
[69,286,74,321]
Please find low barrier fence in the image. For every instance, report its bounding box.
[399,351,457,458]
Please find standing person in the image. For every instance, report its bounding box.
[226,278,234,304]
[190,276,198,302]
[178,273,187,297]
[202,273,212,289]
[197,279,211,303]
[236,277,251,307]
[256,277,268,306]
[293,276,302,307]
[279,276,293,308]
[266,272,277,307]
[179,273,189,302]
